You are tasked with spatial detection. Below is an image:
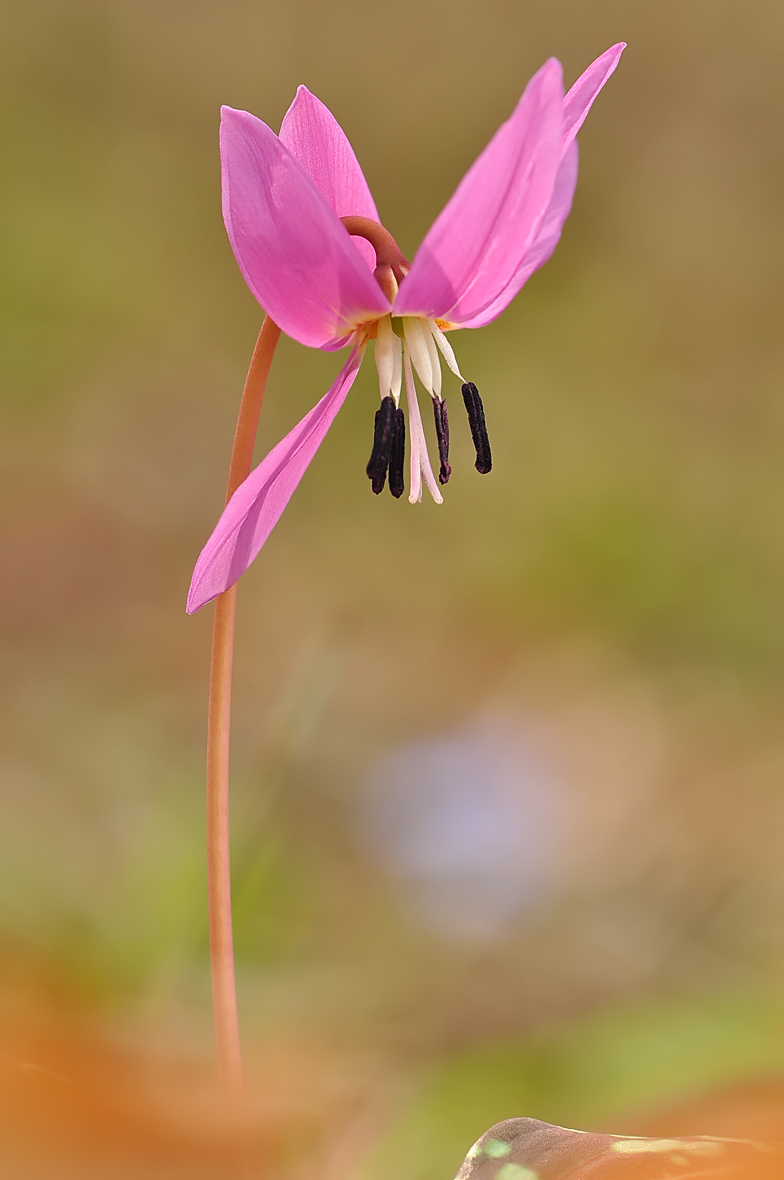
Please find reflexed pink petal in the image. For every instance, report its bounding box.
[187,347,365,613]
[458,44,625,329]
[458,140,579,328]
[221,107,390,349]
[279,86,379,272]
[562,42,626,154]
[393,59,563,325]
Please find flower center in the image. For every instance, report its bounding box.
[368,313,492,506]
[340,217,492,503]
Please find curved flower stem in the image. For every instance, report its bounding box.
[206,315,281,1103]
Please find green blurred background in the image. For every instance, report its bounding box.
[2,0,784,1175]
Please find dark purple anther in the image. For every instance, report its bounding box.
[432,397,451,485]
[388,407,406,498]
[366,395,397,494]
[461,382,492,474]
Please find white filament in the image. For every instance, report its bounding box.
[423,322,442,399]
[429,320,464,381]
[390,326,402,401]
[374,315,402,404]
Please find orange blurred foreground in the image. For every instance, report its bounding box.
[0,965,392,1180]
[3,971,784,1180]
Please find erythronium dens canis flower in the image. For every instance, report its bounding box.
[187,43,625,614]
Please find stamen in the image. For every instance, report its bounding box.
[432,398,451,485]
[388,407,406,498]
[391,330,402,401]
[461,382,492,474]
[375,315,402,404]
[429,320,464,380]
[423,324,442,399]
[366,395,397,494]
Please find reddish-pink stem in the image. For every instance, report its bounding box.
[206,315,281,1102]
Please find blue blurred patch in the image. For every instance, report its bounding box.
[358,721,564,940]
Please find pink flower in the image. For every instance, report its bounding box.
[187,43,625,613]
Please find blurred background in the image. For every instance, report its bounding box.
[2,0,784,1175]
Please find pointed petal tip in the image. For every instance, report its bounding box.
[597,42,627,71]
[186,561,232,613]
[279,82,380,228]
[220,105,266,137]
[287,83,318,110]
[185,583,209,615]
[559,40,627,158]
[536,56,565,97]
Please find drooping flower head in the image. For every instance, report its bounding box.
[187,43,625,613]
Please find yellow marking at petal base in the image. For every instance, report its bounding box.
[611,1139,723,1155]
[496,1165,538,1180]
[484,1140,511,1158]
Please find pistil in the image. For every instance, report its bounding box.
[405,352,443,505]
